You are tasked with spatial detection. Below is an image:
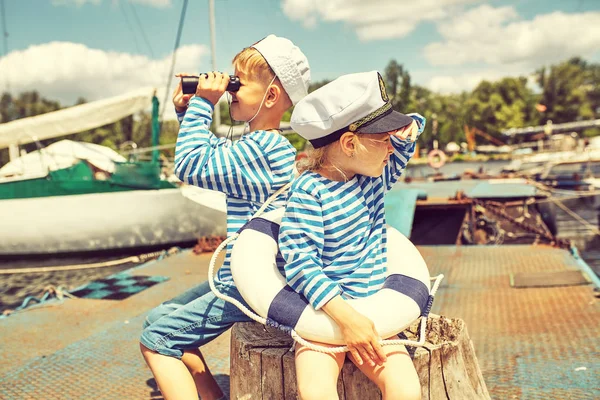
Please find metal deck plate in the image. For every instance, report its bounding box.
[421,245,600,400]
[511,270,589,288]
[1,246,599,399]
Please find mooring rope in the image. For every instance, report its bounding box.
[0,250,170,275]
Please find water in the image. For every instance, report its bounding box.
[404,159,510,178]
[1,160,598,312]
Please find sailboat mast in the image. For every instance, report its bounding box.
[208,0,220,127]
[152,93,160,164]
[1,0,17,160]
[0,0,8,60]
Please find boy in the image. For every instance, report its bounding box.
[140,35,310,400]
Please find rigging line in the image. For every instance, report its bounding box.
[0,0,9,92]
[119,0,142,55]
[160,0,189,122]
[128,1,155,58]
[0,0,7,56]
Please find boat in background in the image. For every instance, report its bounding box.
[0,89,226,257]
[386,178,560,247]
[537,152,600,191]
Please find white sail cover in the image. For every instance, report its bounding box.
[0,87,155,149]
[0,139,127,181]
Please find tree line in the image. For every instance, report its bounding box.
[1,57,598,165]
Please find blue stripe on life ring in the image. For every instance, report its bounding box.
[241,217,309,330]
[240,217,279,238]
[267,285,309,330]
[383,274,430,314]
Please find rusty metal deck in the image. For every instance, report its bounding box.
[0,245,598,399]
[422,245,600,400]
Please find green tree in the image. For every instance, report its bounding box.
[384,59,411,111]
[536,58,594,124]
[463,77,533,143]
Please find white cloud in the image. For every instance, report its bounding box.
[422,63,542,94]
[281,0,480,41]
[0,41,208,119]
[52,0,172,8]
[426,70,507,93]
[52,0,101,6]
[425,6,600,67]
[129,0,172,8]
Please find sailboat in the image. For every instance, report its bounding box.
[0,88,226,256]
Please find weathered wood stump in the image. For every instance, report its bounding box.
[230,314,490,400]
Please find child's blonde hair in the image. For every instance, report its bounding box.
[232,47,292,106]
[298,134,368,178]
[232,47,275,83]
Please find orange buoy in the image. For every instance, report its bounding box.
[427,149,447,169]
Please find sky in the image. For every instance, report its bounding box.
[1,0,599,119]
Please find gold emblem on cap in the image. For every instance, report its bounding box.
[378,73,389,102]
[349,123,358,132]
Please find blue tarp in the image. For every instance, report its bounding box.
[384,188,421,237]
[384,179,541,237]
[391,179,539,199]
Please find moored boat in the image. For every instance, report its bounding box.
[0,89,226,256]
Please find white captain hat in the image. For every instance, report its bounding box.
[291,70,414,148]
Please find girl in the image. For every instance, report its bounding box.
[279,71,425,400]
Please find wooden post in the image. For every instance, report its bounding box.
[230,314,491,399]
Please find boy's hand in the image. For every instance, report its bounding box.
[173,73,194,113]
[391,120,419,142]
[196,71,230,107]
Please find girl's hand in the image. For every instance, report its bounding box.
[392,120,419,142]
[321,296,387,367]
[339,308,387,367]
[173,73,194,113]
[195,71,230,107]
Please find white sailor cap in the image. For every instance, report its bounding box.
[291,71,414,148]
[252,35,311,106]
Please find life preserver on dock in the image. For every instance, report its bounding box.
[230,208,432,345]
[427,149,447,169]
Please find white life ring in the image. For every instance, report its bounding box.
[427,149,447,169]
[230,208,432,345]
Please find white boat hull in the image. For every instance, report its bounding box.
[0,188,227,256]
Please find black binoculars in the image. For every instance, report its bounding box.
[181,75,241,94]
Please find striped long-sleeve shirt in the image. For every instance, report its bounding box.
[175,97,297,284]
[278,114,425,310]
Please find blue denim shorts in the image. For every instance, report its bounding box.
[140,280,253,359]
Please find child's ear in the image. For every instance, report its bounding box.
[339,132,356,157]
[265,85,280,108]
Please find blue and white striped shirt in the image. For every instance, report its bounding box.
[175,97,297,284]
[278,114,425,310]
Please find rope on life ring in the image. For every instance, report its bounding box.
[427,149,447,169]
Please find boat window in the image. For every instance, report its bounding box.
[589,161,600,176]
[547,163,584,178]
[520,162,544,171]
